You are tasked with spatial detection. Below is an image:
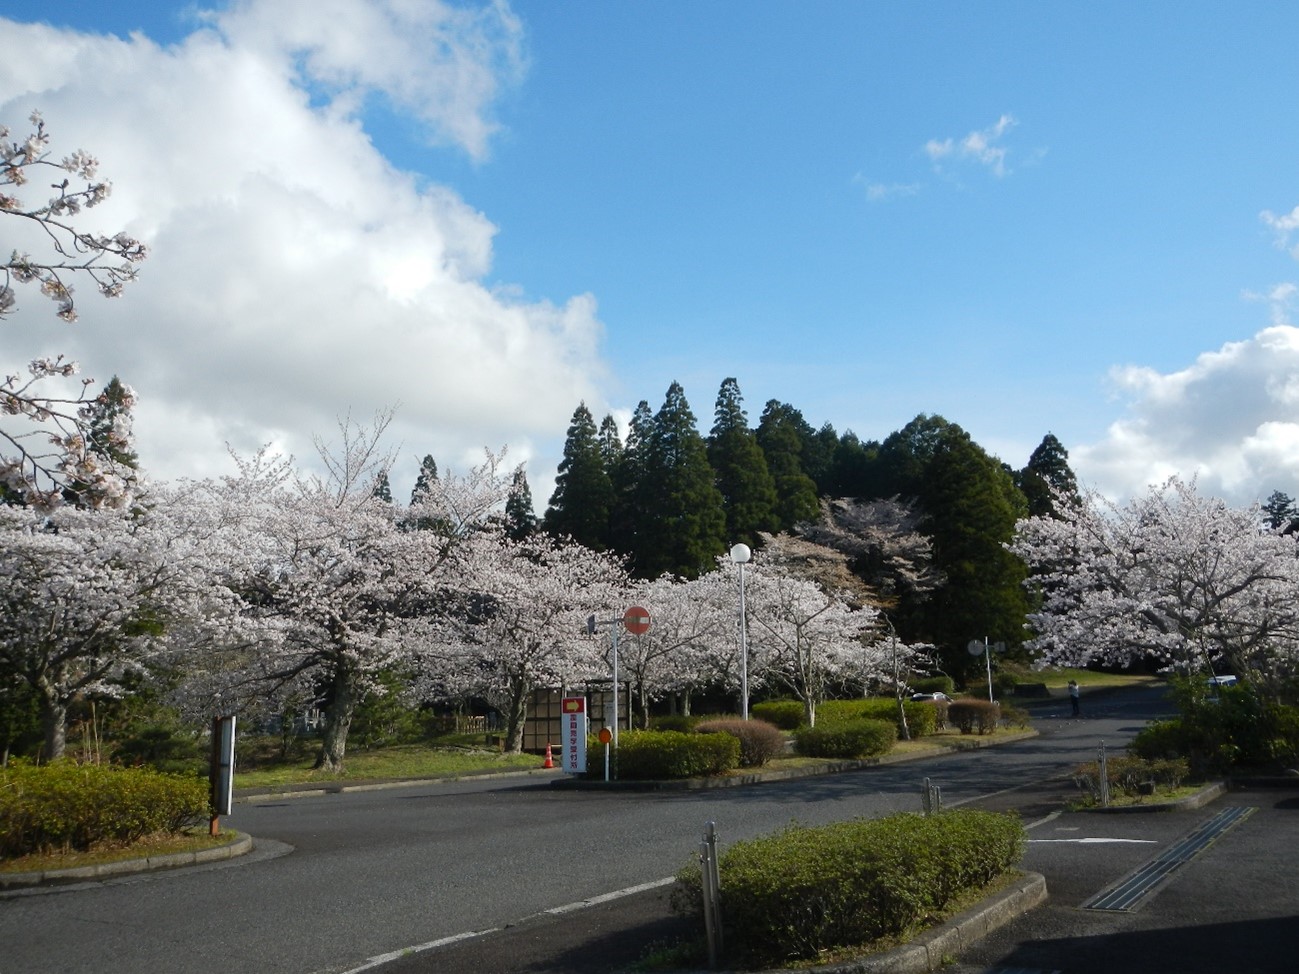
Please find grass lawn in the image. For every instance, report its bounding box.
[1031,667,1160,690]
[233,743,545,790]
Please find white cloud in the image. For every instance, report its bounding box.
[0,3,601,500]
[852,172,920,203]
[925,114,1018,177]
[1074,325,1299,504]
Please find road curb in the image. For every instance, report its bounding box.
[715,871,1048,974]
[1084,780,1227,814]
[0,831,254,890]
[236,766,564,803]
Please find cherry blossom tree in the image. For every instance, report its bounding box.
[743,537,883,726]
[198,415,513,772]
[0,488,236,759]
[619,572,735,724]
[1010,477,1299,695]
[2,112,148,511]
[422,530,626,752]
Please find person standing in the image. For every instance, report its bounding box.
[1068,679,1081,716]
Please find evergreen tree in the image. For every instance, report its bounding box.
[504,467,539,541]
[1262,490,1299,534]
[371,471,393,503]
[756,400,820,530]
[827,430,882,499]
[1016,433,1079,518]
[636,382,727,579]
[410,455,438,505]
[543,403,613,550]
[879,415,1030,679]
[597,413,623,467]
[609,401,652,568]
[63,375,140,508]
[707,377,778,548]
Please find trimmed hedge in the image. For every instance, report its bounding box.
[674,809,1025,968]
[818,698,938,738]
[794,718,895,759]
[694,718,786,768]
[588,730,740,780]
[751,700,804,730]
[0,761,209,858]
[947,699,1000,735]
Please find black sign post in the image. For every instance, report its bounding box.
[209,715,236,836]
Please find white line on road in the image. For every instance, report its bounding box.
[1028,838,1157,844]
[333,876,677,974]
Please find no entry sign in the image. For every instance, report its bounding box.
[623,605,651,635]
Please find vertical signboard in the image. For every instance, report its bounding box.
[561,697,587,774]
[210,715,236,826]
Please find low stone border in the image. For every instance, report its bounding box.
[726,872,1048,974]
[0,831,253,890]
[1084,780,1227,814]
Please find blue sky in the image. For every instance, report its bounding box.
[6,1,1299,507]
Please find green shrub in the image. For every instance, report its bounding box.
[648,714,702,734]
[794,719,895,759]
[673,810,1025,968]
[694,718,786,767]
[589,730,740,780]
[999,704,1031,729]
[751,700,805,730]
[818,698,937,738]
[947,699,1000,735]
[1136,679,1299,774]
[911,675,955,696]
[1072,755,1190,804]
[0,761,209,858]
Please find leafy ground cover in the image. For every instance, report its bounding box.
[0,828,241,875]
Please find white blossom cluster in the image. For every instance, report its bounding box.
[2,114,147,512]
[1,112,146,322]
[2,420,897,764]
[1011,476,1299,693]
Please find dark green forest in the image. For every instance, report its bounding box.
[538,377,1080,681]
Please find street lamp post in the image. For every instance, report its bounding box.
[730,543,751,719]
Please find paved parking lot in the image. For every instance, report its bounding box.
[951,783,1299,974]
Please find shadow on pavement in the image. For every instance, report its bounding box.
[991,915,1295,974]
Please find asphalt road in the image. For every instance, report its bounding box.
[4,685,1235,974]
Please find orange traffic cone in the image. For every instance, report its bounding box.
[542,743,555,769]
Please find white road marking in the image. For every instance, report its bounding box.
[333,876,676,974]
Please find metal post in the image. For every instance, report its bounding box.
[611,626,619,749]
[730,543,751,720]
[1098,739,1110,808]
[985,637,994,703]
[700,821,723,968]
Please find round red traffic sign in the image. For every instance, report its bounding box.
[623,605,651,635]
[598,727,613,744]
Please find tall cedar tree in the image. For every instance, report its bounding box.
[63,375,140,508]
[1263,490,1299,534]
[609,401,652,568]
[371,471,393,503]
[707,378,778,548]
[410,455,438,505]
[544,403,614,550]
[504,467,539,540]
[636,383,728,579]
[756,400,821,531]
[1017,432,1079,518]
[876,414,1030,679]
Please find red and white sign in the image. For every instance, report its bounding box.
[561,697,587,774]
[623,605,651,635]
